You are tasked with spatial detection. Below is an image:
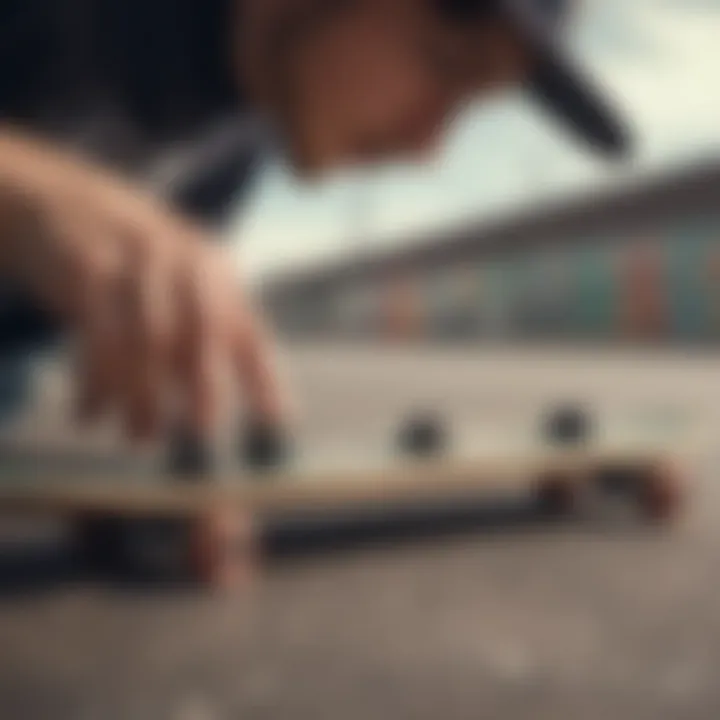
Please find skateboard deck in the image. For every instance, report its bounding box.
[0,422,689,513]
[0,415,695,588]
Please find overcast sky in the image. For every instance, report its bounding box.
[234,0,720,280]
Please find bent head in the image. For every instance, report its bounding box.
[236,0,629,175]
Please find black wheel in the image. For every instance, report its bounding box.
[74,515,192,582]
[593,462,685,523]
[74,512,256,589]
[239,420,292,472]
[397,412,447,458]
[542,403,593,446]
[166,423,216,478]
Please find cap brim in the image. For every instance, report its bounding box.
[527,50,632,159]
[498,0,632,158]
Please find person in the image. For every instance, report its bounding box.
[0,0,631,444]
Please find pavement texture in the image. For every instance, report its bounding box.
[1,343,720,720]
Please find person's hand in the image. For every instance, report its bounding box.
[0,131,284,441]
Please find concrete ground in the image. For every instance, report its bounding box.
[1,343,720,720]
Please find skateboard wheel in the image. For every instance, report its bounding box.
[543,403,592,445]
[167,424,215,478]
[73,510,257,589]
[240,421,292,472]
[75,516,187,581]
[635,462,684,523]
[398,412,447,457]
[190,510,258,590]
[533,473,578,517]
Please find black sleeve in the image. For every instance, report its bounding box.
[0,1,68,124]
[0,291,60,355]
[0,2,74,355]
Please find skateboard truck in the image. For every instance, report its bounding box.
[398,412,447,458]
[239,420,293,472]
[166,423,217,479]
[543,403,592,446]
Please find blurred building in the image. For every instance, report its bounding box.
[264,161,720,343]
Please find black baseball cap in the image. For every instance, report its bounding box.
[437,0,632,158]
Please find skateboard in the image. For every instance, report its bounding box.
[0,406,691,589]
